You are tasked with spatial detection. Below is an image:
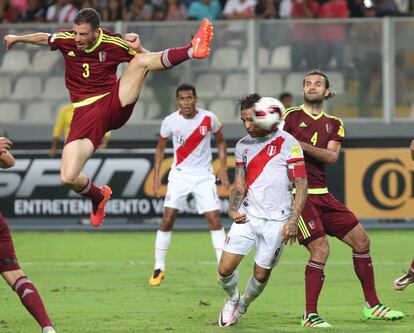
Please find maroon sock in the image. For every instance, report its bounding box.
[409,259,414,274]
[305,260,325,316]
[352,251,380,307]
[13,276,53,329]
[77,179,104,207]
[160,44,191,68]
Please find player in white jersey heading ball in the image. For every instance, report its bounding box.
[149,83,230,286]
[217,93,308,327]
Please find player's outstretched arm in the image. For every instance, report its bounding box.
[300,140,340,165]
[0,137,15,169]
[228,165,247,224]
[410,139,414,161]
[4,33,50,49]
[124,33,149,54]
[282,161,308,245]
[153,137,168,198]
[214,131,230,190]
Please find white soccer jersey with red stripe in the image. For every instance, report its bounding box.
[160,109,223,173]
[235,129,304,220]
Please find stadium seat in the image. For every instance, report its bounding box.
[283,72,304,97]
[210,47,240,70]
[23,102,54,124]
[330,106,359,118]
[0,102,21,123]
[195,73,222,98]
[269,46,292,70]
[140,85,155,102]
[240,47,270,69]
[146,102,161,120]
[0,76,12,100]
[10,76,42,100]
[325,72,345,95]
[209,99,237,122]
[41,76,68,101]
[221,73,248,98]
[258,73,283,97]
[0,50,30,73]
[29,50,61,73]
[128,101,146,123]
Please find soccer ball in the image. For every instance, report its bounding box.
[253,97,285,131]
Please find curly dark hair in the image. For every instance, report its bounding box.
[74,8,101,31]
[239,93,262,111]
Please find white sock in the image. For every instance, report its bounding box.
[219,270,239,301]
[210,228,226,264]
[240,275,268,310]
[154,230,172,271]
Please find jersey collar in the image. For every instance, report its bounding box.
[301,104,324,120]
[84,28,103,53]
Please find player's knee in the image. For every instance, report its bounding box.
[254,269,270,283]
[60,172,77,187]
[130,54,149,70]
[354,234,370,252]
[310,240,330,262]
[218,266,234,278]
[159,216,175,231]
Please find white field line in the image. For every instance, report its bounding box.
[20,260,409,267]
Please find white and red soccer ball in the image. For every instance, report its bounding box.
[253,97,285,131]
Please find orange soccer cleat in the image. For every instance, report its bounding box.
[90,185,112,228]
[191,18,214,59]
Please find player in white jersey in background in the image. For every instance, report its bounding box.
[149,83,230,286]
[217,93,308,327]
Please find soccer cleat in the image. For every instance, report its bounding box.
[149,269,166,286]
[363,304,404,320]
[90,185,112,227]
[301,313,332,328]
[191,18,213,59]
[226,301,247,326]
[218,293,240,327]
[393,271,414,291]
[42,327,56,333]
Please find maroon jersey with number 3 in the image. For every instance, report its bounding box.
[48,28,136,103]
[283,105,345,189]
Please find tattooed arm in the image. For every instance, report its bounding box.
[228,165,247,224]
[282,160,308,245]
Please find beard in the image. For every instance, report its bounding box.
[304,94,324,105]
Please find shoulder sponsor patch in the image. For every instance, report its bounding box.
[338,125,345,138]
[291,145,301,157]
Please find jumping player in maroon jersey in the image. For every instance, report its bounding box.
[0,137,57,333]
[393,140,414,291]
[283,70,404,327]
[3,8,213,228]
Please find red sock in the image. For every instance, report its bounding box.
[161,44,191,68]
[352,251,380,307]
[410,259,414,273]
[305,260,325,316]
[77,179,104,207]
[13,276,53,329]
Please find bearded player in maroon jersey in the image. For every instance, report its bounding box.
[3,8,213,228]
[283,70,404,328]
[0,137,56,333]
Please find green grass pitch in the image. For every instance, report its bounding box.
[0,230,412,333]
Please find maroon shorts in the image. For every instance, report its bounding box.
[0,213,20,273]
[297,193,359,246]
[66,79,136,150]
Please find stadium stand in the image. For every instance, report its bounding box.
[195,73,222,98]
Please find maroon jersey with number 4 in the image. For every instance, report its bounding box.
[283,105,345,189]
[48,28,136,103]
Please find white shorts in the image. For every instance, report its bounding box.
[223,214,286,269]
[164,168,220,214]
